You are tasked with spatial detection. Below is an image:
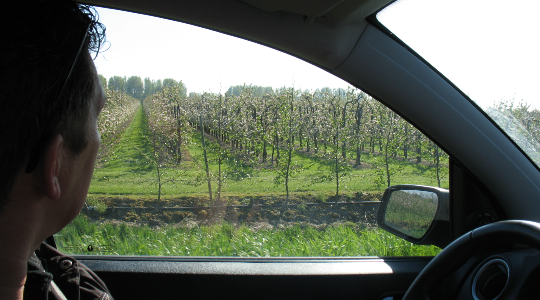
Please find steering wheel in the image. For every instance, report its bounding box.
[402,220,540,300]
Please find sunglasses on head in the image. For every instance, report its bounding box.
[25,23,90,173]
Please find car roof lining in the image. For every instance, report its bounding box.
[240,0,345,18]
[83,0,392,72]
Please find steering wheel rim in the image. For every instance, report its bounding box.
[402,220,540,300]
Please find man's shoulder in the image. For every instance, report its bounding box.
[24,243,113,300]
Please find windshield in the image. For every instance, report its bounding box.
[378,0,540,167]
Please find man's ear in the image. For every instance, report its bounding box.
[42,134,64,201]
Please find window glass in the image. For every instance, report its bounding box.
[56,7,446,257]
[378,0,540,168]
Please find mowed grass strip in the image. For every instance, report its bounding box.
[91,106,156,194]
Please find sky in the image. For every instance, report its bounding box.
[93,7,352,95]
[94,1,540,109]
[379,0,540,110]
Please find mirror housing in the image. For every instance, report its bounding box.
[377,185,452,249]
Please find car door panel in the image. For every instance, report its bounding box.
[79,256,430,299]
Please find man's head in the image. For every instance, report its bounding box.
[0,0,106,213]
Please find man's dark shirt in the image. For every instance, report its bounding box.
[24,243,113,300]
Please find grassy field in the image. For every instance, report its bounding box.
[89,107,448,199]
[58,106,446,257]
[57,215,440,257]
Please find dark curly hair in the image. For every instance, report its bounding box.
[0,0,106,213]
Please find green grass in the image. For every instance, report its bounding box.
[91,106,156,194]
[90,106,448,199]
[188,135,447,197]
[91,130,447,199]
[57,215,440,257]
[68,108,448,258]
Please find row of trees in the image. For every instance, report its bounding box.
[141,84,449,200]
[491,100,540,164]
[97,74,540,201]
[98,90,140,160]
[99,75,187,100]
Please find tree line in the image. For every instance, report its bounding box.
[99,75,187,100]
[491,100,540,164]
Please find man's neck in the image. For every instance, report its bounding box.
[0,230,37,300]
[0,236,33,300]
[0,247,28,300]
[0,284,25,300]
[0,206,45,300]
[0,174,56,300]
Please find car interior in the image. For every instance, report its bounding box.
[60,0,540,299]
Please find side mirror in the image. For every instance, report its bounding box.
[377,185,451,249]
